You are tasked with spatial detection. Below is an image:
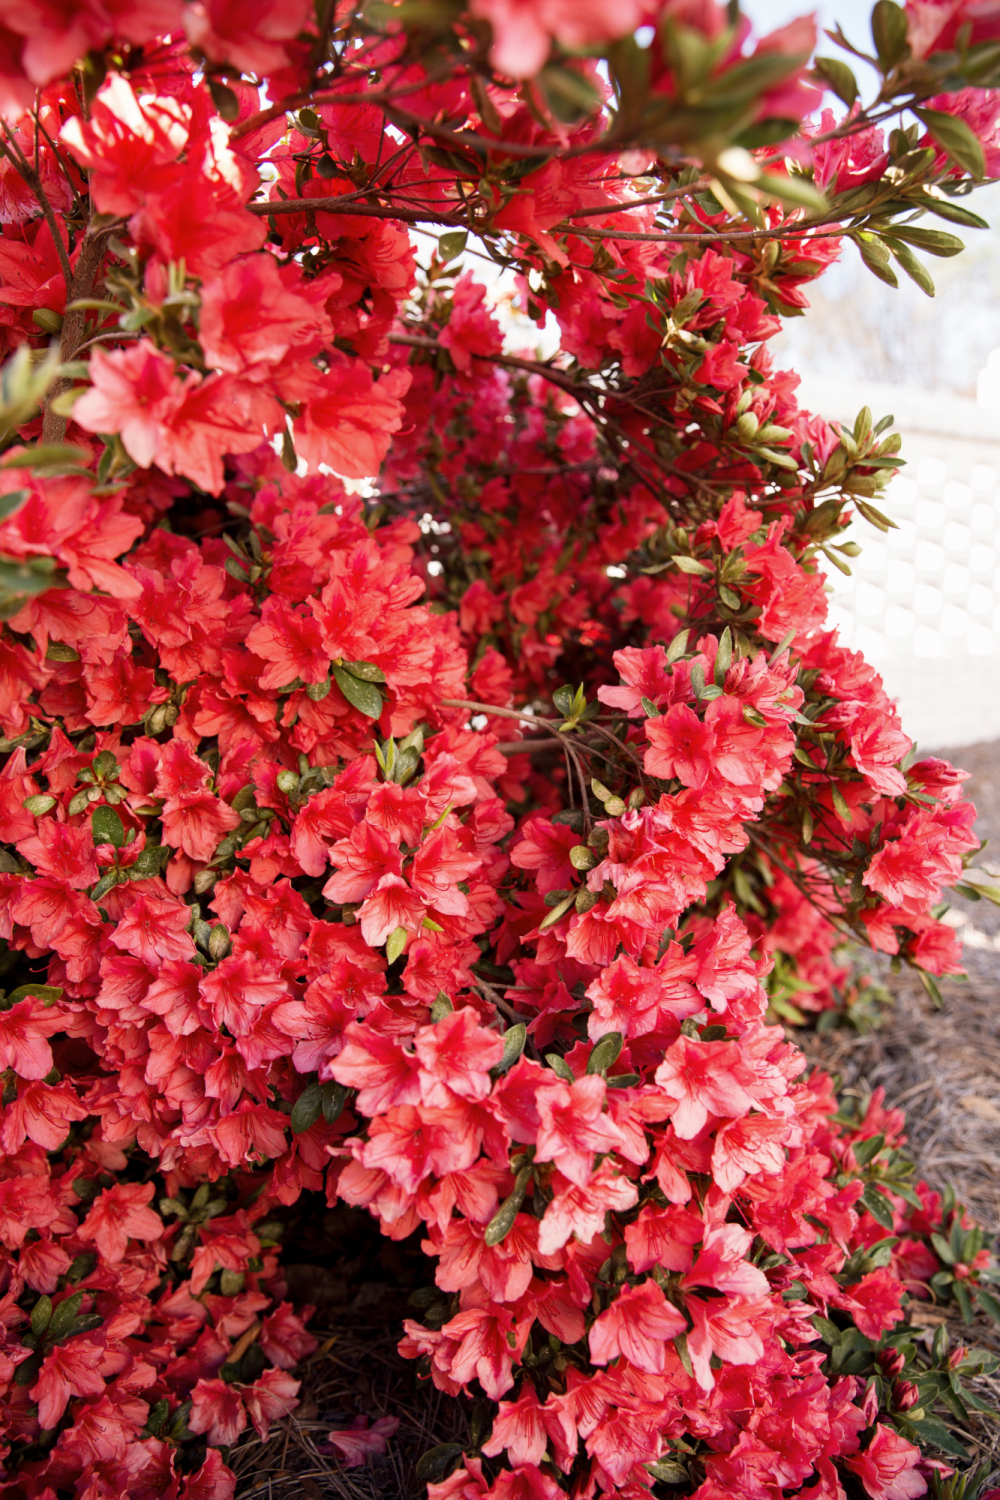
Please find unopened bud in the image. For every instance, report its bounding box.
[207,924,230,961]
[275,770,300,795]
[162,702,179,726]
[569,845,596,871]
[147,704,168,735]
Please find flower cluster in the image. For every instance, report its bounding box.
[0,0,999,1495]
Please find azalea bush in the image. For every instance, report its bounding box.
[2,0,1000,1496]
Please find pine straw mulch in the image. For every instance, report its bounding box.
[233,738,1000,1498]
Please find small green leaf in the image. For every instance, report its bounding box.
[47,1291,84,1343]
[672,555,711,575]
[913,106,986,179]
[430,992,454,1022]
[974,1286,1000,1326]
[320,1080,347,1123]
[290,1082,322,1134]
[14,1351,42,1387]
[587,1031,623,1075]
[884,224,964,258]
[386,926,408,964]
[438,232,467,263]
[495,1023,526,1075]
[884,239,935,297]
[91,805,124,848]
[30,1295,52,1338]
[905,1413,968,1460]
[0,489,27,521]
[812,56,858,107]
[545,1052,575,1083]
[128,845,170,881]
[853,1132,885,1167]
[538,894,575,930]
[342,659,386,684]
[484,1163,533,1246]
[23,793,57,816]
[7,983,63,1005]
[91,870,123,901]
[871,0,909,68]
[332,663,383,719]
[415,1444,465,1485]
[855,232,899,288]
[862,1183,896,1229]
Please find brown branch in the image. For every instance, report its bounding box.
[0,127,73,291]
[389,331,586,401]
[440,698,559,725]
[42,222,122,443]
[247,196,468,227]
[494,738,567,754]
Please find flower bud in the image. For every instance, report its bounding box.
[275,769,300,795]
[893,1380,919,1411]
[207,924,230,961]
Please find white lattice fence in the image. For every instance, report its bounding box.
[798,375,1000,750]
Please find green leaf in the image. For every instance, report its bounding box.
[484,1163,533,1246]
[883,224,964,257]
[871,0,909,69]
[30,1295,52,1338]
[14,1351,41,1387]
[415,1444,465,1485]
[0,489,27,521]
[386,926,408,964]
[853,1132,885,1167]
[918,195,989,229]
[913,106,986,179]
[954,1278,974,1325]
[342,659,387,684]
[0,444,89,471]
[974,1286,1000,1326]
[91,805,124,848]
[290,1082,322,1134]
[438,231,467,263]
[23,793,57,816]
[714,626,732,685]
[47,1291,84,1343]
[495,1023,526,1075]
[672,555,711,575]
[645,1459,688,1484]
[7,983,63,1005]
[545,1052,575,1083]
[538,893,575,929]
[587,1031,623,1075]
[320,1080,347,1124]
[884,239,935,297]
[430,991,453,1022]
[862,1183,896,1229]
[855,233,899,288]
[905,1414,968,1460]
[332,663,383,719]
[128,845,170,881]
[91,870,123,901]
[812,56,858,107]
[754,171,827,215]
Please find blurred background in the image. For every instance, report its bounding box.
[745,0,1000,751]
